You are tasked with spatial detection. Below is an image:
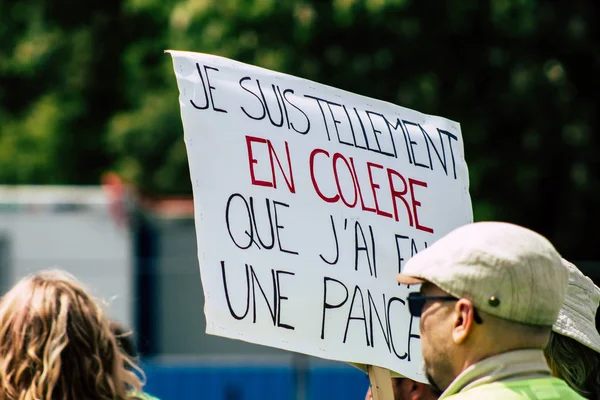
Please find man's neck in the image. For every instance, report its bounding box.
[453,344,543,378]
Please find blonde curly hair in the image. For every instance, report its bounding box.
[0,270,144,400]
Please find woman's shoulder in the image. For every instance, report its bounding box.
[129,391,161,400]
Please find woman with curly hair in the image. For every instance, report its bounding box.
[545,260,600,400]
[0,270,146,400]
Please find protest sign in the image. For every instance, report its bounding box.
[167,50,473,382]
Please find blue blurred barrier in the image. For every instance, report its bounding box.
[307,366,369,400]
[141,361,369,400]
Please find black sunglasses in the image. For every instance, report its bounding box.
[407,292,483,324]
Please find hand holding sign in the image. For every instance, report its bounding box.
[167,50,473,383]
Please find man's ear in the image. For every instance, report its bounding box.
[452,298,475,344]
[408,382,429,400]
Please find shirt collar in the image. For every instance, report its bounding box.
[439,349,552,399]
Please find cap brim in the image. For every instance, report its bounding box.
[396,274,425,285]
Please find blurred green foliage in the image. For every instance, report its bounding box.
[0,0,598,258]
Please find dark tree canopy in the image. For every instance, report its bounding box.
[1,0,598,258]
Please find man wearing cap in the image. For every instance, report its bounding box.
[544,259,600,399]
[396,221,584,399]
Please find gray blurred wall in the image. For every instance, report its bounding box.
[0,186,134,328]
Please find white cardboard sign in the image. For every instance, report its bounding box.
[168,50,473,382]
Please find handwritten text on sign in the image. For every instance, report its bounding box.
[168,51,473,382]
